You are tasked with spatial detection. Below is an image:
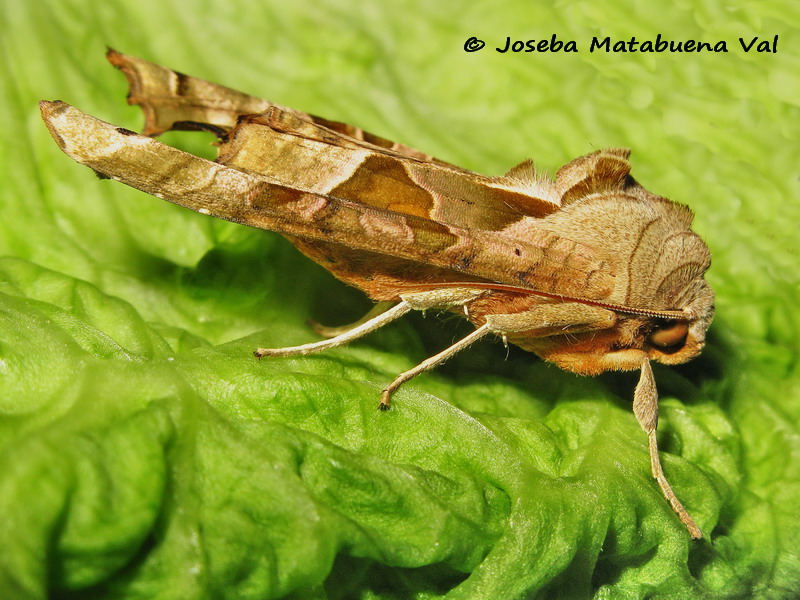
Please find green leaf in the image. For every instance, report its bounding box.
[1,1,798,598]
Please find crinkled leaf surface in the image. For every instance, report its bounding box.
[1,1,799,598]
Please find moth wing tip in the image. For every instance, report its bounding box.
[39,100,72,128]
[106,46,125,67]
[39,99,63,110]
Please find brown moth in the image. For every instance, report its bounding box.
[40,50,714,539]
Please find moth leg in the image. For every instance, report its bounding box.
[374,288,488,409]
[254,302,412,358]
[310,301,396,339]
[399,288,487,311]
[485,302,616,334]
[379,299,608,409]
[256,288,484,359]
[379,324,491,410]
[634,359,703,539]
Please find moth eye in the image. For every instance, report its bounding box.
[648,320,689,349]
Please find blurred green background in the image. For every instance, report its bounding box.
[1,1,798,598]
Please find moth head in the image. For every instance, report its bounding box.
[529,278,714,375]
[644,278,715,366]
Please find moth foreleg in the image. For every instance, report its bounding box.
[399,288,487,311]
[485,302,616,335]
[254,301,412,358]
[634,359,703,539]
[379,324,491,410]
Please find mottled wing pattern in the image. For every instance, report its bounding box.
[111,49,562,228]
[90,51,616,301]
[109,48,448,163]
[217,109,562,231]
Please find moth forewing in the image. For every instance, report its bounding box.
[40,51,714,540]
